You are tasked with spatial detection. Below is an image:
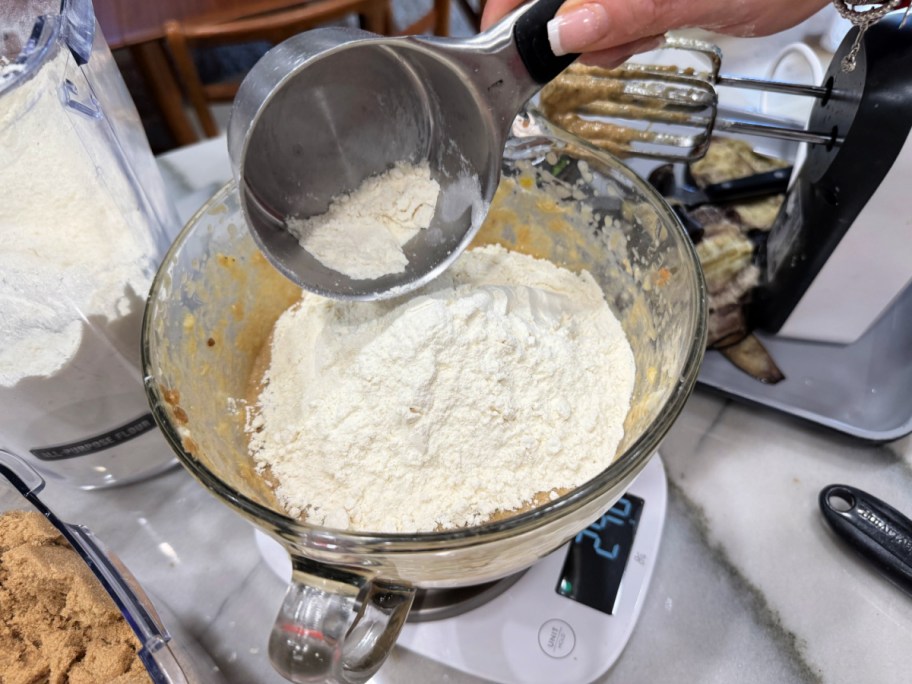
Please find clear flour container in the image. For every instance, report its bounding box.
[0,0,180,488]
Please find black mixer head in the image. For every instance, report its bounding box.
[750,11,912,333]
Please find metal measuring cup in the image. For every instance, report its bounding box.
[227,0,576,300]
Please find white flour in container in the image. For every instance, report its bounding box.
[248,244,636,533]
[286,161,439,280]
[0,45,173,487]
[0,50,158,386]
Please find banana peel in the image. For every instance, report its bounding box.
[687,141,786,384]
[720,335,785,384]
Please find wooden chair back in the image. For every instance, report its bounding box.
[164,0,450,139]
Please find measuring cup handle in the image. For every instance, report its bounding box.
[513,0,579,83]
[268,555,415,683]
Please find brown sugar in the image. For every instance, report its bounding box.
[0,510,150,684]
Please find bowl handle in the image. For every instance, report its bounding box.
[269,555,415,683]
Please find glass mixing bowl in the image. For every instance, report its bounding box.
[142,112,706,684]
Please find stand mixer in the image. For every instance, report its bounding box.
[534,11,911,350]
[697,14,912,442]
[750,11,912,345]
[547,13,912,440]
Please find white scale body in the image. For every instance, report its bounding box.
[386,453,667,684]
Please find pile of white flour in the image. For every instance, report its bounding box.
[247,244,636,533]
[286,161,440,280]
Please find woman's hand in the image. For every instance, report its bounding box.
[481,0,831,66]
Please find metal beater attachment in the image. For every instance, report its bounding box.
[538,36,840,162]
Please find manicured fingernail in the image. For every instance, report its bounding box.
[547,4,610,57]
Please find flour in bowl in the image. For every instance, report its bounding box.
[247,244,636,533]
[286,161,439,280]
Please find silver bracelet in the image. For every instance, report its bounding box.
[832,0,905,71]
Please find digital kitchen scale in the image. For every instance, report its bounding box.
[386,454,666,684]
[255,454,666,684]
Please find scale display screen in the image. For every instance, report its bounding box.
[556,494,645,615]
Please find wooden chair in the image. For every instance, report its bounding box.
[164,0,450,140]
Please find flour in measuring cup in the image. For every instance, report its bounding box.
[247,244,636,533]
[286,161,440,280]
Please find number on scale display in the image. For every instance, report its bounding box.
[556,494,645,615]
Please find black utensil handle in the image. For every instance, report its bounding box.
[819,484,912,595]
[514,0,579,84]
[701,166,793,205]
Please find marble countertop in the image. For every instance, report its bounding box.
[34,16,912,684]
